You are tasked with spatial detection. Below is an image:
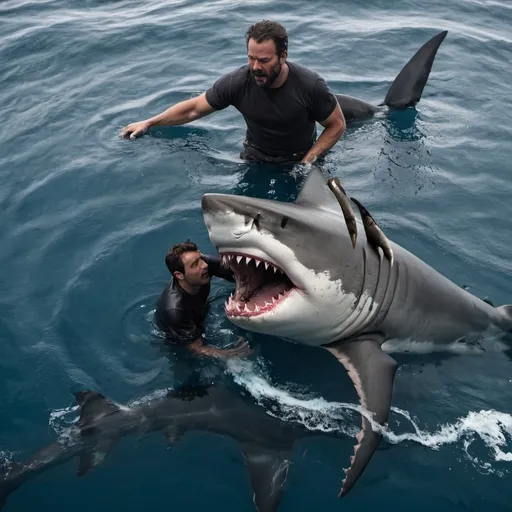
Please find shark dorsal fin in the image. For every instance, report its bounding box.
[383,30,447,108]
[74,391,120,428]
[294,165,344,214]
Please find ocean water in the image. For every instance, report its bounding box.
[1,0,512,510]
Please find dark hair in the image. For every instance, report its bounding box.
[245,20,288,57]
[165,240,198,275]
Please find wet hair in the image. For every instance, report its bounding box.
[165,240,198,275]
[245,20,288,57]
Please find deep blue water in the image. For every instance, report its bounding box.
[1,0,512,510]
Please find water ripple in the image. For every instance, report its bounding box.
[1,0,512,508]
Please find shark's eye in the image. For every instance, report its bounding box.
[280,217,288,229]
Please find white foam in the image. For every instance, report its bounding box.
[0,451,18,474]
[227,359,512,473]
[49,404,80,443]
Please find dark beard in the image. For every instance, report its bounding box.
[252,62,282,88]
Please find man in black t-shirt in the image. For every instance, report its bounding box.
[122,20,345,165]
[154,240,252,359]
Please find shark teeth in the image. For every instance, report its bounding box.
[221,252,293,319]
[220,253,283,274]
[224,289,292,318]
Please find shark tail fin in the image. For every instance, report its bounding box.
[0,462,22,511]
[73,391,123,476]
[0,476,9,511]
[383,30,447,109]
[0,481,9,511]
[497,305,512,332]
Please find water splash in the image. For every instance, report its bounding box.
[227,358,512,473]
[48,404,80,443]
[0,451,18,474]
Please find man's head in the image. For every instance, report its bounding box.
[165,241,210,287]
[245,20,288,88]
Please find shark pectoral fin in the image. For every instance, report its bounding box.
[163,425,182,445]
[241,445,291,512]
[77,439,116,477]
[325,337,398,497]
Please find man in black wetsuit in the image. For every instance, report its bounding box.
[121,20,345,165]
[154,240,252,359]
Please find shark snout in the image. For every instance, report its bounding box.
[201,193,225,216]
[201,193,256,218]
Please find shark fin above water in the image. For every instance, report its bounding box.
[335,29,448,121]
[74,391,120,427]
[383,30,448,109]
[324,336,398,497]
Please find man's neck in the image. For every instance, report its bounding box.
[176,279,201,295]
[270,62,289,89]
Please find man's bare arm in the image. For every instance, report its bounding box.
[300,102,346,164]
[121,93,216,139]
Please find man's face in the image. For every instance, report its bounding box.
[178,250,210,286]
[247,38,285,88]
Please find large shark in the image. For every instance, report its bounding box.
[201,166,512,497]
[335,30,448,123]
[0,383,343,512]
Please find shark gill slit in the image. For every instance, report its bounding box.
[364,248,390,330]
[337,246,369,338]
[360,244,385,326]
[370,257,400,332]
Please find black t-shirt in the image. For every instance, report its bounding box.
[154,255,234,345]
[205,62,337,158]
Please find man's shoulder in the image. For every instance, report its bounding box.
[287,61,325,86]
[217,64,251,83]
[156,280,185,316]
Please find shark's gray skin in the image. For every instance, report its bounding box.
[0,383,343,512]
[337,30,448,123]
[201,166,512,498]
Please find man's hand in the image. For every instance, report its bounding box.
[121,120,151,139]
[120,94,216,140]
[300,102,345,164]
[188,336,253,360]
[216,337,253,359]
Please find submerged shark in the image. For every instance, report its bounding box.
[335,30,447,123]
[201,166,512,497]
[0,383,344,512]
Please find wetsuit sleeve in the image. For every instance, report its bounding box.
[205,71,239,111]
[157,306,203,345]
[310,77,338,123]
[202,254,235,283]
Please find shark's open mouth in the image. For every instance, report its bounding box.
[221,253,294,318]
